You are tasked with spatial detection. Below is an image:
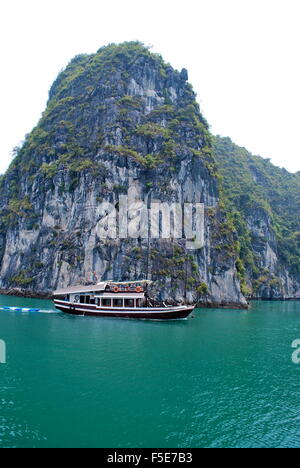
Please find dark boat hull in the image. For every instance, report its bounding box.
[54,300,194,320]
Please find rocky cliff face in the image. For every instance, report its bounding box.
[1,43,299,306]
[214,136,300,300]
[0,42,247,307]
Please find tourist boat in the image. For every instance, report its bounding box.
[53,281,195,320]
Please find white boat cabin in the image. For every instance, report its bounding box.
[54,281,151,309]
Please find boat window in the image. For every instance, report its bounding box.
[90,298,95,305]
[113,299,123,308]
[136,299,141,308]
[124,299,134,308]
[80,296,85,304]
[56,295,66,301]
[102,298,112,307]
[85,296,90,304]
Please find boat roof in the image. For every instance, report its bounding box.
[103,280,152,285]
[54,280,152,296]
[96,293,145,299]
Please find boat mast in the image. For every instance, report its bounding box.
[145,191,153,307]
[145,225,151,308]
[184,254,188,303]
[146,190,152,283]
[146,234,151,281]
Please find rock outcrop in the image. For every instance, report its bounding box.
[0,42,248,307]
[214,135,300,300]
[1,43,299,306]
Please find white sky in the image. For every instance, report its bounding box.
[0,0,299,174]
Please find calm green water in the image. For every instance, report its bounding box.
[0,295,299,448]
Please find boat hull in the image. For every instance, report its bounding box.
[54,300,194,320]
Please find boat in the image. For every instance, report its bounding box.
[53,281,195,320]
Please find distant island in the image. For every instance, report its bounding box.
[0,41,299,307]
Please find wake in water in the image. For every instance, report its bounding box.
[0,306,59,314]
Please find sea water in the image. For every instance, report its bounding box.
[0,295,299,448]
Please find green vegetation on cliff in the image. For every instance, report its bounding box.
[1,42,216,191]
[0,41,299,303]
[214,135,300,295]
[0,41,224,303]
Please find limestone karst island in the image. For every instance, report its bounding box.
[1,42,299,309]
[1,42,300,450]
